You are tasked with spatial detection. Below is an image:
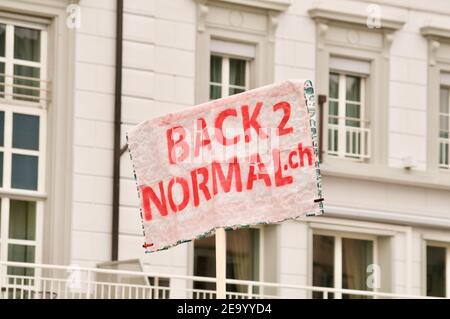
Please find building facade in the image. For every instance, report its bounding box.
[1,0,450,298]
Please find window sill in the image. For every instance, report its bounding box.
[320,157,450,191]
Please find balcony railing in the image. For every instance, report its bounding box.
[0,261,438,299]
[0,72,51,107]
[439,138,449,169]
[327,123,370,160]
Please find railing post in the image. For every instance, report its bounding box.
[247,284,253,299]
[34,268,39,299]
[86,270,92,299]
[154,277,159,299]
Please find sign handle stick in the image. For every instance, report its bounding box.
[215,227,226,299]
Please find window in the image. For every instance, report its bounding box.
[193,228,261,294]
[0,21,47,104]
[439,87,449,169]
[426,244,450,297]
[195,1,277,104]
[209,54,249,100]
[313,233,376,298]
[327,71,370,160]
[0,19,47,276]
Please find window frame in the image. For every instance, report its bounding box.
[422,28,450,182]
[192,226,265,286]
[0,17,48,108]
[426,241,450,298]
[439,85,450,169]
[0,1,76,268]
[327,70,369,160]
[0,17,48,277]
[311,14,395,173]
[195,0,277,105]
[313,229,379,299]
[209,53,251,100]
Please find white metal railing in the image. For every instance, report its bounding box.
[0,261,439,299]
[0,72,51,105]
[327,123,370,159]
[439,138,449,169]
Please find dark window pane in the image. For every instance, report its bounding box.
[427,246,446,297]
[440,115,449,139]
[329,73,339,99]
[210,55,222,83]
[328,101,339,125]
[229,87,245,96]
[7,244,35,277]
[342,238,373,299]
[14,26,40,62]
[0,152,3,187]
[346,75,361,102]
[13,65,40,102]
[193,235,216,292]
[229,58,246,87]
[440,88,449,114]
[313,235,335,299]
[209,85,221,100]
[440,142,449,167]
[193,228,260,294]
[9,200,36,240]
[13,113,39,150]
[328,128,338,153]
[11,154,38,190]
[447,144,449,166]
[345,103,361,127]
[226,228,259,293]
[0,111,4,146]
[0,24,5,57]
[0,62,4,97]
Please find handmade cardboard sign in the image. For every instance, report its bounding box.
[127,80,324,252]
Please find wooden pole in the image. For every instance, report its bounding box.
[318,94,327,162]
[215,227,226,299]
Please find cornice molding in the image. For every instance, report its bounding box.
[420,26,450,66]
[308,7,405,31]
[421,26,450,40]
[197,0,290,12]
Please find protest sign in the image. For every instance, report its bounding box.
[127,80,324,253]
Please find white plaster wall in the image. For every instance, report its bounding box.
[71,0,117,268]
[118,0,196,275]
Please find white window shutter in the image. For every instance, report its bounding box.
[330,56,370,75]
[440,72,450,87]
[210,39,255,59]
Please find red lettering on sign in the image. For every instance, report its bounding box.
[288,149,299,169]
[166,126,189,164]
[273,101,293,136]
[215,108,240,145]
[242,102,268,143]
[212,157,242,195]
[167,177,190,213]
[191,167,211,207]
[298,143,313,167]
[194,118,212,157]
[247,153,272,190]
[141,183,168,221]
[273,149,293,187]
